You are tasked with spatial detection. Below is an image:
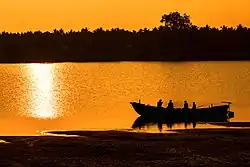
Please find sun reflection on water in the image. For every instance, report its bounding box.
[28,64,58,119]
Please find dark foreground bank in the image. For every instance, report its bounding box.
[1,128,250,167]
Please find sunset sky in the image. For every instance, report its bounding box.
[1,0,250,32]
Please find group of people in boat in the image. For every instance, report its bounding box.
[157,99,196,110]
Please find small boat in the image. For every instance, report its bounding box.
[130,101,234,122]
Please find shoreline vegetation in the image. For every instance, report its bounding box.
[1,128,250,166]
[1,12,250,63]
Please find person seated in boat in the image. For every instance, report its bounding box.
[167,100,174,109]
[157,99,163,107]
[184,100,189,110]
[192,102,196,110]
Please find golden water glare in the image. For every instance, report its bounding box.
[0,62,249,135]
[28,64,57,119]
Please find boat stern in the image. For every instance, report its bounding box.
[228,111,234,119]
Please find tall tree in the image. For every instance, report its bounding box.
[160,12,192,30]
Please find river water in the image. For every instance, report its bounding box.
[0,62,249,135]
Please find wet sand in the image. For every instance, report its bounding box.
[1,128,250,167]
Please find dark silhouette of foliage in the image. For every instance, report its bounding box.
[160,12,192,30]
[0,11,250,63]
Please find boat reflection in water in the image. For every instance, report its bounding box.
[131,116,233,132]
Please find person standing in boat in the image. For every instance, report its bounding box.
[192,102,196,110]
[184,100,189,109]
[157,99,163,107]
[167,100,174,109]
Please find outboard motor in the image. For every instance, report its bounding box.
[221,101,234,119]
[228,111,234,119]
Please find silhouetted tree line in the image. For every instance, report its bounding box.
[0,12,250,63]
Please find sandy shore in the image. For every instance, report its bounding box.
[1,128,250,167]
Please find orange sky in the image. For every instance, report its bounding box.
[1,0,250,32]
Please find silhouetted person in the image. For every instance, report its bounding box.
[167,100,174,109]
[139,99,141,104]
[192,102,196,110]
[184,100,189,109]
[157,99,163,107]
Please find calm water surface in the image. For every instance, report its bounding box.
[0,62,250,135]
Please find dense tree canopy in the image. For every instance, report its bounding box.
[0,12,249,63]
[160,12,192,30]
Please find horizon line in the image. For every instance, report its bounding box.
[1,23,249,33]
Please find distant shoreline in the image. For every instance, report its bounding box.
[1,12,250,64]
[1,29,250,63]
[0,53,250,64]
[1,60,250,64]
